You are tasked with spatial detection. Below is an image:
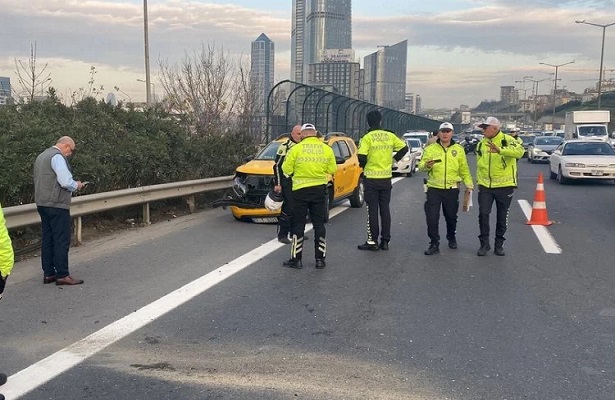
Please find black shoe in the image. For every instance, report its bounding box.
[494,246,505,256]
[277,235,291,244]
[424,244,439,255]
[315,259,326,269]
[477,244,491,256]
[448,239,458,249]
[379,240,389,251]
[358,242,379,251]
[283,258,303,269]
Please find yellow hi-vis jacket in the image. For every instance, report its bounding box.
[282,136,337,191]
[0,203,15,279]
[476,132,524,188]
[419,141,474,189]
[358,129,407,179]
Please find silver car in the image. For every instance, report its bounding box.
[527,136,563,163]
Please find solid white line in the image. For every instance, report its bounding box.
[518,199,562,254]
[2,183,389,398]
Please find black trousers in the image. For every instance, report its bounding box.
[277,177,295,238]
[424,188,460,244]
[37,206,71,278]
[290,185,327,260]
[477,186,514,245]
[363,178,392,243]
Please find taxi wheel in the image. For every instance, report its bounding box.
[323,186,332,223]
[349,178,364,208]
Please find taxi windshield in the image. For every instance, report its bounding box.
[254,141,281,160]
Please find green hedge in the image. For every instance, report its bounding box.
[0,97,259,207]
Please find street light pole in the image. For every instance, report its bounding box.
[539,60,575,128]
[143,0,152,105]
[575,20,615,109]
[525,77,550,131]
[137,79,156,103]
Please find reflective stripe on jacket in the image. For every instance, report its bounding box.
[476,132,524,188]
[419,141,474,189]
[282,137,337,191]
[358,129,407,179]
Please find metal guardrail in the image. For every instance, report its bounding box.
[3,176,234,244]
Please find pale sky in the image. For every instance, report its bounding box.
[0,0,614,109]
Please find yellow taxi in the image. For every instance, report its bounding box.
[214,133,364,222]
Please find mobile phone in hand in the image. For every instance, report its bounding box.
[432,159,442,163]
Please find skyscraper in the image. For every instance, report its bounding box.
[291,0,352,83]
[251,33,275,114]
[363,40,408,110]
[0,76,10,106]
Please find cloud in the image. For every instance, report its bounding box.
[0,0,612,109]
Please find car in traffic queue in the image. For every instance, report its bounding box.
[213,132,364,222]
[392,143,418,177]
[402,131,430,147]
[549,139,615,184]
[405,138,423,162]
[518,134,536,158]
[527,136,563,163]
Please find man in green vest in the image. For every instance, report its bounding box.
[282,123,337,269]
[357,110,408,251]
[475,117,524,256]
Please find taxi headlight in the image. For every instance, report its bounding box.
[402,156,411,162]
[565,163,585,168]
[232,176,248,197]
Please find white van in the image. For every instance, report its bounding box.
[402,131,430,147]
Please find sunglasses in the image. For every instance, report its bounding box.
[440,129,453,133]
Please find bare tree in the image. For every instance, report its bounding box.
[14,42,51,102]
[158,42,256,136]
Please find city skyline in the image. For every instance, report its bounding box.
[0,1,613,109]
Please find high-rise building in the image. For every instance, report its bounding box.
[0,76,10,106]
[307,49,362,99]
[251,33,275,113]
[291,0,352,83]
[405,93,421,114]
[500,86,519,105]
[363,40,408,110]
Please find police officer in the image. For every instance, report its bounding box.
[357,110,408,251]
[476,117,524,256]
[0,203,14,300]
[281,123,337,269]
[273,125,302,244]
[418,122,473,255]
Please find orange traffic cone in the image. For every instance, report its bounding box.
[526,173,553,226]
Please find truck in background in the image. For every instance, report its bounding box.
[564,110,611,141]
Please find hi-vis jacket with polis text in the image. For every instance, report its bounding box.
[358,129,407,179]
[476,131,524,188]
[282,136,337,191]
[419,140,474,189]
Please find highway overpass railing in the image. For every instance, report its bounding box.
[3,176,234,244]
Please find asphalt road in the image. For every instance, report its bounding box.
[1,155,615,400]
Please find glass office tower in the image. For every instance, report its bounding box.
[292,0,352,83]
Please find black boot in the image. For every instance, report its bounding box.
[315,259,326,269]
[448,237,457,249]
[494,240,505,256]
[379,239,389,251]
[358,241,379,251]
[283,258,303,269]
[477,242,491,256]
[424,242,439,255]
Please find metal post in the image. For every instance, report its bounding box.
[539,60,574,128]
[143,0,152,105]
[575,20,615,109]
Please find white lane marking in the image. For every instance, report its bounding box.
[2,187,380,398]
[518,199,562,254]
